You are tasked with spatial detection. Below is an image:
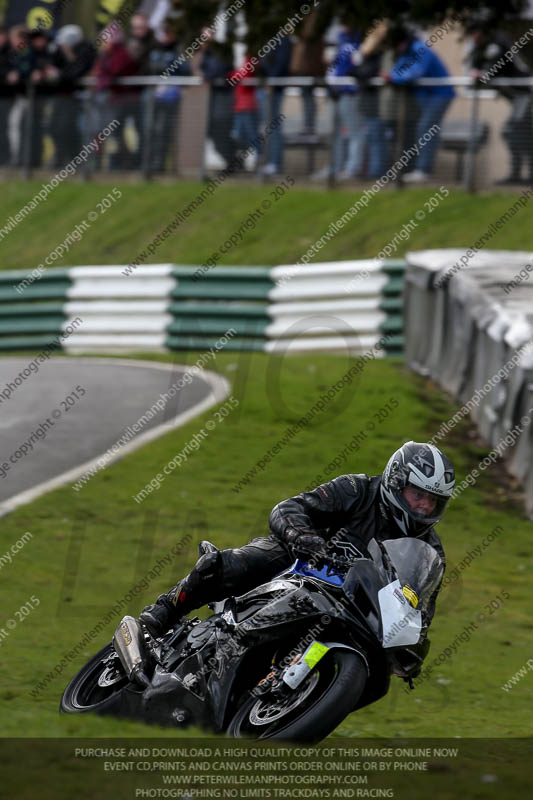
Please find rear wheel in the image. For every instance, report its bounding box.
[60,644,129,714]
[227,649,366,742]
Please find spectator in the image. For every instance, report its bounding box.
[348,20,389,178]
[123,13,156,168]
[289,6,325,134]
[193,31,237,170]
[127,13,156,73]
[26,29,58,167]
[229,54,260,169]
[328,26,365,181]
[0,25,13,165]
[384,24,455,182]
[5,26,33,166]
[466,19,533,184]
[258,33,292,176]
[6,25,33,87]
[49,25,96,167]
[144,20,190,172]
[91,24,138,170]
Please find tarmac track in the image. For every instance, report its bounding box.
[0,357,229,516]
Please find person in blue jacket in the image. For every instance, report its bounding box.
[384,25,455,182]
[328,27,365,180]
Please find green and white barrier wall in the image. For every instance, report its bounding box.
[0,261,405,355]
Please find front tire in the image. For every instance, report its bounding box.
[227,650,366,742]
[60,644,129,714]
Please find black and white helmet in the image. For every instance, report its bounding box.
[380,441,455,537]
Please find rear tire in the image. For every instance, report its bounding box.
[60,644,128,714]
[227,649,366,742]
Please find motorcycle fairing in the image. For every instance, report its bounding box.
[282,640,370,689]
[113,576,332,731]
[137,647,217,728]
[342,558,384,642]
[282,640,331,688]
[234,581,335,641]
[207,579,339,728]
[378,579,423,647]
[288,559,345,587]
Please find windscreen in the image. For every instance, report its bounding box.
[381,538,444,609]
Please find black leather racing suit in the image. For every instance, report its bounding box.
[270,473,445,629]
[167,474,446,673]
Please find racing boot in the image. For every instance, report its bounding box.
[139,581,192,638]
[139,546,222,637]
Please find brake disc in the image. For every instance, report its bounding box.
[248,671,320,725]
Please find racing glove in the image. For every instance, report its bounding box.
[284,528,327,560]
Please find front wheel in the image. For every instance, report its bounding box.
[60,644,129,714]
[227,650,366,742]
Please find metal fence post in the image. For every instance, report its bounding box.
[22,81,35,180]
[261,84,276,184]
[328,93,339,188]
[81,90,93,181]
[142,87,156,181]
[394,87,409,189]
[464,82,480,193]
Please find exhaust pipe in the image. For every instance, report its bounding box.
[113,616,151,687]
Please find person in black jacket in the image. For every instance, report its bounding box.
[143,21,191,172]
[0,25,13,165]
[5,26,34,166]
[18,28,58,167]
[466,19,533,184]
[140,441,454,678]
[194,30,238,170]
[48,25,96,166]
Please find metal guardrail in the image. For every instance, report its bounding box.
[3,75,531,190]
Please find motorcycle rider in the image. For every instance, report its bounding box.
[140,441,453,677]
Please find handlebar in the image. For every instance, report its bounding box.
[294,548,357,572]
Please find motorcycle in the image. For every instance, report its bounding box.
[60,536,443,742]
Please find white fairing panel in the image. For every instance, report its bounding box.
[378,579,422,647]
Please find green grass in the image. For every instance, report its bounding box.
[0,180,532,270]
[1,180,532,753]
[0,350,531,742]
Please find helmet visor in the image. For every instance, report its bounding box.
[401,483,450,522]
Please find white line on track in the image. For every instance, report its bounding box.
[0,357,230,518]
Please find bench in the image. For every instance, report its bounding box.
[439,119,490,181]
[283,132,329,174]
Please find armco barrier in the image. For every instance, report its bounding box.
[404,248,533,518]
[0,261,405,355]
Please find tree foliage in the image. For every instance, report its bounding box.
[181,0,529,51]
